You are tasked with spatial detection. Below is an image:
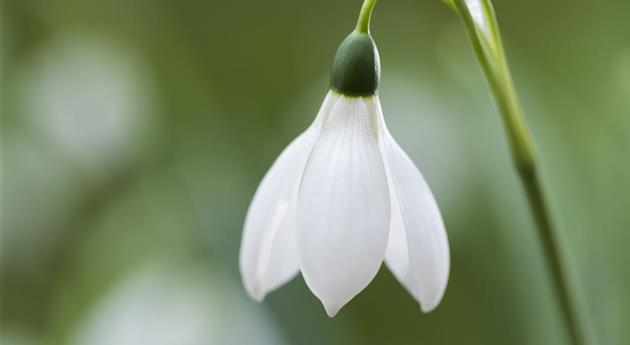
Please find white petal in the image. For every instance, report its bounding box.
[297,95,390,317]
[239,92,340,301]
[384,192,416,296]
[376,98,450,312]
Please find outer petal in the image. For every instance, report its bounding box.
[375,98,450,312]
[239,92,339,301]
[297,95,390,317]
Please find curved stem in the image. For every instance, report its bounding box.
[447,0,596,344]
[356,0,378,33]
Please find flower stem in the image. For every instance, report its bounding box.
[446,0,596,344]
[356,0,378,33]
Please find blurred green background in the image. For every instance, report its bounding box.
[2,0,629,344]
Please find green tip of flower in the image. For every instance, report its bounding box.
[330,31,380,97]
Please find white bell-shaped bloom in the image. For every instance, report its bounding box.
[240,91,450,316]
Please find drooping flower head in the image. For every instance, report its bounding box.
[240,0,449,317]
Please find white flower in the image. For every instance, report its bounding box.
[240,90,450,317]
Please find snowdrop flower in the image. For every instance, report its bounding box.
[240,0,449,317]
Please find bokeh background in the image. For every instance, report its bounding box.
[2,0,629,344]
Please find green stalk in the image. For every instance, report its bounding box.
[356,0,378,33]
[445,0,596,344]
